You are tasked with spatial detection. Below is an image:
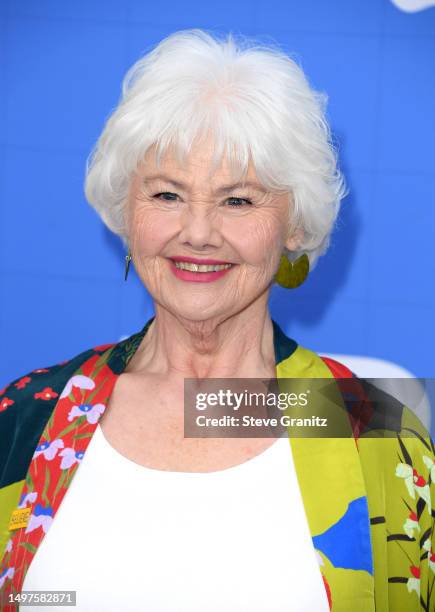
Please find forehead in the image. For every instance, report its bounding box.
[139,137,260,185]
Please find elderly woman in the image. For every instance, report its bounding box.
[0,29,433,612]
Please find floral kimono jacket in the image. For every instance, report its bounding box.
[0,316,434,611]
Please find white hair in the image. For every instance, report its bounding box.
[85,28,347,269]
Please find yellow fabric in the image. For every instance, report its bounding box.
[0,480,25,561]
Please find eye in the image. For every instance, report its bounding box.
[226,197,253,208]
[153,192,179,201]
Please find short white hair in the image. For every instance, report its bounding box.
[85,28,347,269]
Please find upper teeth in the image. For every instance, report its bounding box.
[174,261,232,272]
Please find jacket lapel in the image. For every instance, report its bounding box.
[275,334,375,610]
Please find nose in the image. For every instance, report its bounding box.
[177,206,223,250]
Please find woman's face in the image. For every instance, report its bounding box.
[126,139,302,324]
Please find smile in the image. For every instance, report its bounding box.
[168,258,235,283]
[174,261,233,272]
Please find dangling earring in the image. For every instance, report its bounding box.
[124,250,132,281]
[275,253,309,289]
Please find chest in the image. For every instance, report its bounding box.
[99,373,278,472]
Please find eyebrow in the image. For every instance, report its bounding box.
[143,174,267,194]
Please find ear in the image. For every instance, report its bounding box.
[284,226,304,251]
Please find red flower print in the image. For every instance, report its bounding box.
[0,384,9,396]
[0,397,14,412]
[413,469,427,487]
[15,376,31,390]
[34,387,59,401]
[410,565,420,579]
[33,368,49,373]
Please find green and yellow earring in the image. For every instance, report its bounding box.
[274,253,309,289]
[124,250,132,281]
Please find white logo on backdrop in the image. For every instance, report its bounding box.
[391,0,435,11]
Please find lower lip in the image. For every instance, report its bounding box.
[169,260,235,283]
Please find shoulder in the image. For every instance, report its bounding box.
[0,342,114,417]
[0,341,115,488]
[295,348,433,454]
[0,317,152,457]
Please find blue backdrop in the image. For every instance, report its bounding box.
[1,0,434,388]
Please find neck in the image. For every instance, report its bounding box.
[127,300,277,380]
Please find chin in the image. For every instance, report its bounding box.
[162,300,229,323]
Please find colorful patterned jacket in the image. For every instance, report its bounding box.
[0,316,434,611]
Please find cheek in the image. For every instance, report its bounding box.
[225,216,282,265]
[129,207,174,254]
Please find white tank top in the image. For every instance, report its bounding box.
[22,424,329,611]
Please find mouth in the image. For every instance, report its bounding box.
[167,257,236,282]
[171,261,233,273]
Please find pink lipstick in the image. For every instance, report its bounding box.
[168,256,235,283]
